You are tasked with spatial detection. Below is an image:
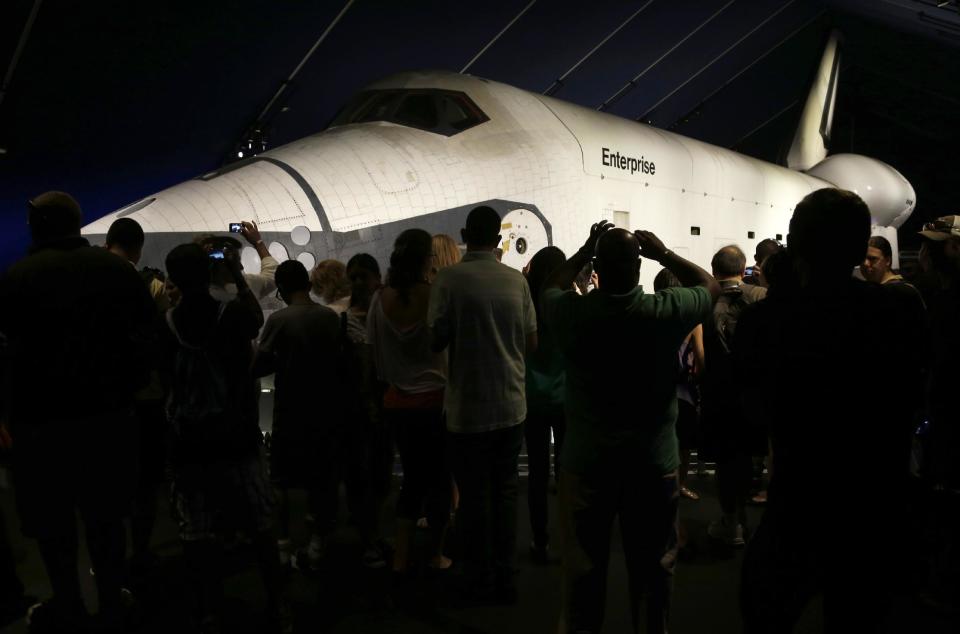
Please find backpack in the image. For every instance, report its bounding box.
[712,285,750,356]
[165,304,234,455]
[712,284,765,355]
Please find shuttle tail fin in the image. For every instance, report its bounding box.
[787,30,841,171]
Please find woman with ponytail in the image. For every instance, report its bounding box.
[366,229,452,584]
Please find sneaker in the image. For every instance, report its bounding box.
[290,549,319,574]
[707,517,745,546]
[26,601,90,633]
[529,541,558,565]
[361,546,387,569]
[266,597,293,634]
[0,594,37,629]
[196,613,221,634]
[277,538,293,567]
[291,535,325,573]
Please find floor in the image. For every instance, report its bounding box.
[1,456,955,633]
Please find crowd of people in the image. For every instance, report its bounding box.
[0,189,957,634]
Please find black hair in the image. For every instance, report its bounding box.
[762,249,797,295]
[867,235,893,261]
[27,191,82,244]
[165,243,210,295]
[387,228,432,303]
[789,188,871,271]
[711,245,747,278]
[464,206,501,246]
[525,246,566,333]
[346,252,381,278]
[653,268,680,291]
[755,238,783,264]
[275,260,311,294]
[106,218,145,252]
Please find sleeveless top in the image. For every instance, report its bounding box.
[366,289,446,395]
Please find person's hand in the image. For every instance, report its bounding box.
[581,220,614,257]
[223,246,245,281]
[634,230,670,262]
[239,220,262,246]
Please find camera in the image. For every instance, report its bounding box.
[208,249,226,260]
[229,222,243,233]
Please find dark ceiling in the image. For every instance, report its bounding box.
[2,0,958,269]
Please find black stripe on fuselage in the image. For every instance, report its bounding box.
[86,199,551,272]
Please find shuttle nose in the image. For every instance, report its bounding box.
[81,157,328,237]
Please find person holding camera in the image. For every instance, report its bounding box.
[163,243,286,633]
[541,221,719,634]
[199,220,279,304]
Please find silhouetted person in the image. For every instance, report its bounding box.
[0,333,35,627]
[106,217,169,582]
[744,238,783,287]
[701,245,767,546]
[918,215,960,489]
[428,205,537,602]
[542,222,719,634]
[368,230,451,577]
[310,259,352,314]
[253,260,340,570]
[164,244,287,632]
[738,189,925,633]
[0,505,33,628]
[653,268,704,504]
[523,246,568,563]
[197,221,279,302]
[0,192,155,632]
[916,214,960,607]
[343,253,392,568]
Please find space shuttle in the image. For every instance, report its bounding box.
[81,31,915,288]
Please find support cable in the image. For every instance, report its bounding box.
[1,0,43,109]
[638,0,797,122]
[666,9,825,128]
[256,0,357,123]
[598,0,736,111]
[731,99,798,148]
[542,1,655,96]
[461,0,537,74]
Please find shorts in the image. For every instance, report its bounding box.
[171,450,275,542]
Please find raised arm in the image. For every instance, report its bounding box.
[225,250,265,331]
[634,230,721,301]
[544,220,614,293]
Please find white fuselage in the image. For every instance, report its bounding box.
[82,70,915,288]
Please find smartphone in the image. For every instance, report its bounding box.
[209,250,226,260]
[744,266,755,277]
[229,222,243,233]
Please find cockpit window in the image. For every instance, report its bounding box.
[330,89,488,136]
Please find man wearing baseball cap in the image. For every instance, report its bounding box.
[918,215,960,492]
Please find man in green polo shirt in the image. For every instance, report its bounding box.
[541,221,719,634]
